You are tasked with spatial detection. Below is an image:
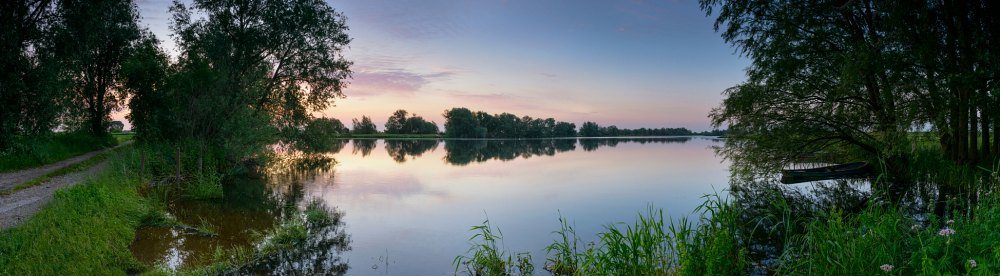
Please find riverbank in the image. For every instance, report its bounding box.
[451,141,1000,274]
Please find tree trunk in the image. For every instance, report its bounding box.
[970,102,978,163]
[175,146,181,188]
[994,110,999,157]
[140,149,146,185]
[982,105,992,159]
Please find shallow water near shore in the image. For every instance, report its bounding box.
[130,137,732,274]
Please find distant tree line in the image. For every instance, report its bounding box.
[442,108,577,138]
[578,122,726,137]
[336,138,696,165]
[441,108,724,138]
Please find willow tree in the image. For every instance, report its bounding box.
[133,0,352,160]
[701,0,923,195]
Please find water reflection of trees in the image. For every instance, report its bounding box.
[728,178,871,267]
[443,139,578,166]
[384,139,439,163]
[579,137,691,151]
[240,202,352,275]
[344,137,696,165]
[351,139,376,157]
[266,152,337,184]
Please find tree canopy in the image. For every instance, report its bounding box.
[384,109,439,135]
[351,116,378,134]
[128,0,352,162]
[701,0,999,194]
[443,108,577,138]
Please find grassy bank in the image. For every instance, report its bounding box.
[0,132,118,172]
[455,167,1000,275]
[0,146,149,274]
[0,142,228,275]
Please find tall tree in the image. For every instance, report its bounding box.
[51,0,143,136]
[0,0,60,148]
[351,115,378,134]
[384,109,408,134]
[134,0,352,161]
[443,108,481,138]
[702,0,923,195]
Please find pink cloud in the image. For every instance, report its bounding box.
[346,69,456,97]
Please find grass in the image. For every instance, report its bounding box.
[112,132,135,144]
[455,161,1000,275]
[453,216,535,276]
[0,142,239,275]
[455,195,748,276]
[0,147,150,275]
[0,132,117,172]
[0,150,112,196]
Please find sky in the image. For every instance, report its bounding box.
[124,0,748,131]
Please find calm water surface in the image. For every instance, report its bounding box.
[131,137,729,274]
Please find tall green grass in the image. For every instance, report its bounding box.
[453,216,535,276]
[0,132,117,172]
[456,164,1000,275]
[0,146,150,274]
[455,195,750,276]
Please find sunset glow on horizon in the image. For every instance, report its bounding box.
[131,0,748,131]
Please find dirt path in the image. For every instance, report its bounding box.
[0,161,108,230]
[0,141,131,230]
[0,141,132,192]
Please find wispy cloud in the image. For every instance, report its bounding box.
[347,69,456,98]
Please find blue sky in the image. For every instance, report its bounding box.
[131,0,747,131]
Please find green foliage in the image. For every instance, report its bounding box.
[0,1,64,149]
[51,0,145,135]
[443,108,483,138]
[385,109,439,134]
[0,147,149,275]
[775,195,1000,275]
[459,197,750,276]
[185,171,223,200]
[699,0,1000,189]
[351,115,379,134]
[1,149,111,196]
[454,217,535,276]
[294,117,350,153]
[129,0,353,164]
[577,121,694,137]
[0,132,116,172]
[444,108,578,139]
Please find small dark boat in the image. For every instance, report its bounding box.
[780,162,873,184]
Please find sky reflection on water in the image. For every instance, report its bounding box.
[302,137,728,275]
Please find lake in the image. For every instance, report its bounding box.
[131,137,730,274]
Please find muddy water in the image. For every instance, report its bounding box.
[130,137,730,274]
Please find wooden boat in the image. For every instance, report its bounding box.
[780,162,873,184]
